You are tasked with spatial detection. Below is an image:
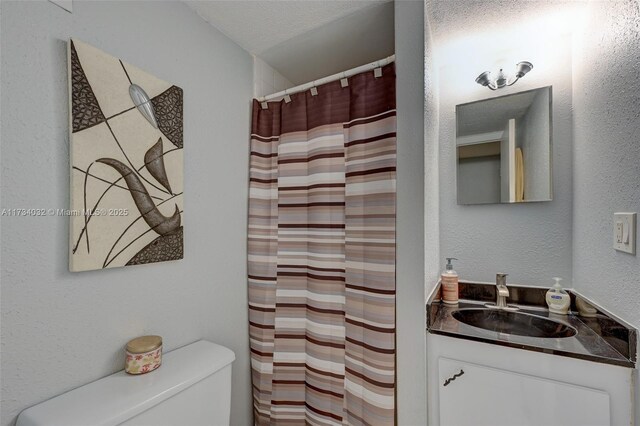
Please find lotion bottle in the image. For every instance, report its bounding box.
[441,258,459,305]
[546,277,570,314]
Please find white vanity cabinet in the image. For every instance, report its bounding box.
[427,334,634,426]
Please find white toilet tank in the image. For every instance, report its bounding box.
[16,340,235,426]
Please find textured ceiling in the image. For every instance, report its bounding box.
[426,0,588,45]
[185,0,390,55]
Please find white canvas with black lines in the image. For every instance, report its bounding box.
[68,39,183,272]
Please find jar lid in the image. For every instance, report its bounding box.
[126,335,162,354]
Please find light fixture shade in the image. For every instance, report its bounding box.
[475,71,492,86]
[515,61,533,78]
[475,61,533,90]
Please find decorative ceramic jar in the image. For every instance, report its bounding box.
[125,335,162,375]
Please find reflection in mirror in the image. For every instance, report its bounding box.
[456,87,552,205]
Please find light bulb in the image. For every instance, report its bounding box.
[495,69,507,88]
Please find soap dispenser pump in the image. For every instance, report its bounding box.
[546,277,570,315]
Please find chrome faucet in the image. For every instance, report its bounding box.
[495,273,509,308]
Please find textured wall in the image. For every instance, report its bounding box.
[394,1,428,424]
[0,2,253,425]
[436,34,574,286]
[572,0,640,333]
[571,2,640,418]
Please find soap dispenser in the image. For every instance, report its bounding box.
[441,258,459,305]
[546,277,570,314]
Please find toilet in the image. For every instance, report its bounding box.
[16,340,235,426]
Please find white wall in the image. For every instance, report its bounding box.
[252,56,293,98]
[395,1,428,424]
[435,33,574,286]
[571,1,640,419]
[0,2,253,425]
[424,6,440,292]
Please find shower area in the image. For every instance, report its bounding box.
[243,3,398,425]
[189,1,428,424]
[248,59,397,425]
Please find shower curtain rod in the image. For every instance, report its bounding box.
[257,54,395,102]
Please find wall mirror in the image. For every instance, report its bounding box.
[456,86,552,205]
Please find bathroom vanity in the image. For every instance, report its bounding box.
[426,281,637,426]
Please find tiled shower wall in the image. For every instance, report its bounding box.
[253,55,293,98]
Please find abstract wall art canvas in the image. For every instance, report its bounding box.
[68,39,183,272]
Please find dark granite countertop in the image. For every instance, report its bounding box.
[427,281,637,368]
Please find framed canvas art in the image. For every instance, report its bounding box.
[68,39,183,272]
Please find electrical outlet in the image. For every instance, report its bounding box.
[615,221,624,243]
[613,212,636,254]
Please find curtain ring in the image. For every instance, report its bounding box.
[340,72,349,88]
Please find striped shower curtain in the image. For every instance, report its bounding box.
[248,63,396,426]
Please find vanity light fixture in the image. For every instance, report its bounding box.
[475,61,533,90]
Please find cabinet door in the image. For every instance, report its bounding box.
[439,357,610,426]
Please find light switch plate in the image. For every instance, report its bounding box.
[613,212,636,254]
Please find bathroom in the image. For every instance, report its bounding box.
[0,0,638,425]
